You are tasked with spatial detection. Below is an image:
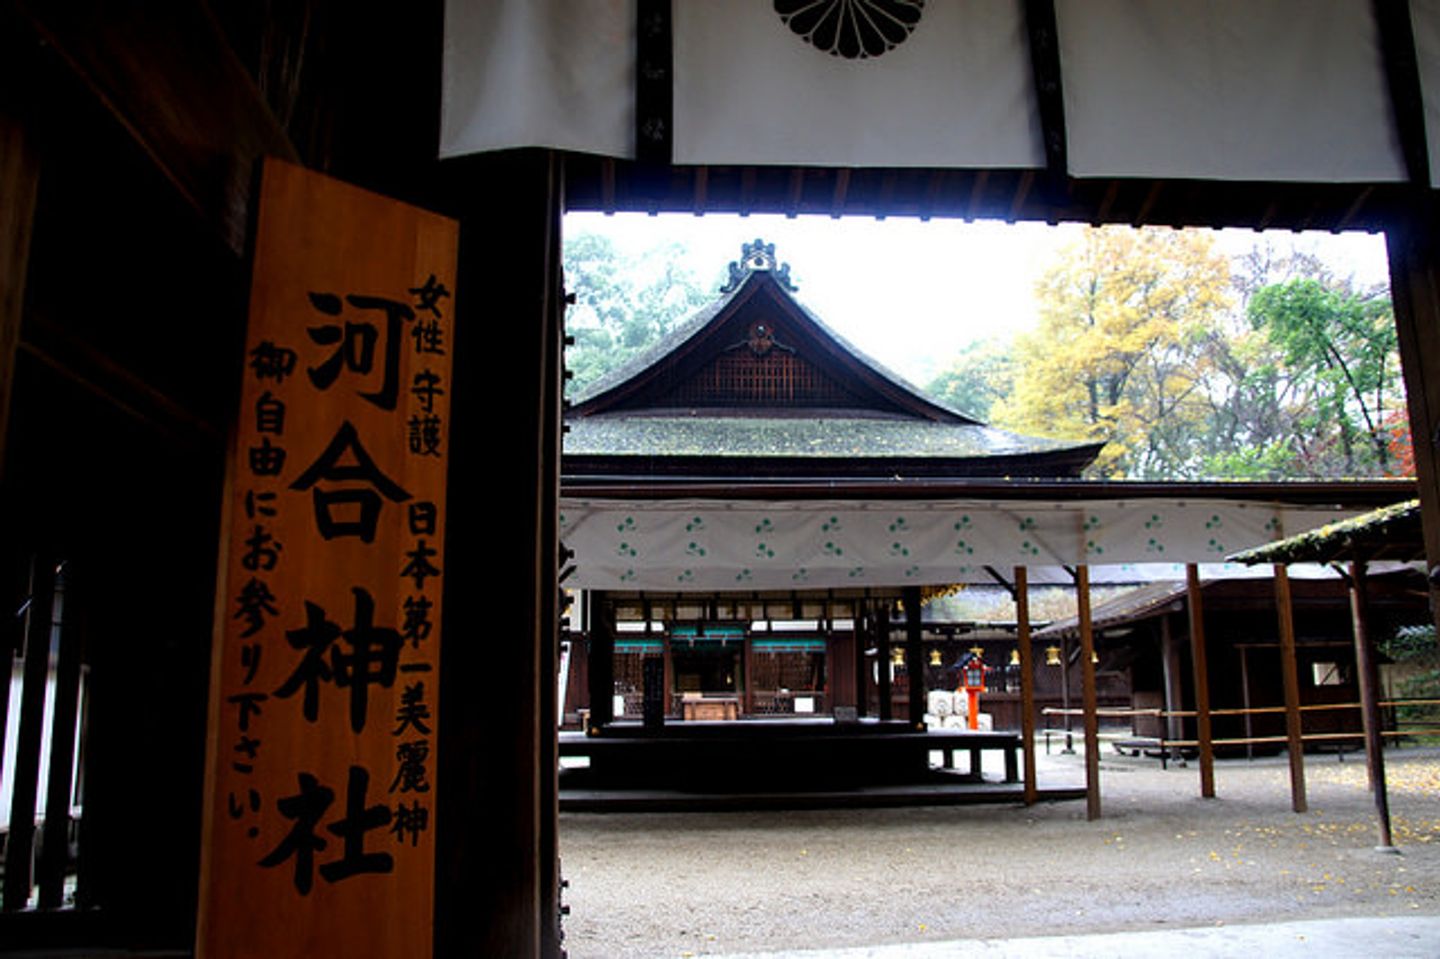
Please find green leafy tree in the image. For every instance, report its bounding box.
[1246,278,1401,476]
[924,335,1013,421]
[562,233,713,396]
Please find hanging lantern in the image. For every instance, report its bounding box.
[969,645,984,658]
[1091,650,1100,665]
[1045,645,1062,666]
[1009,648,1021,667]
[891,647,904,665]
[928,648,943,667]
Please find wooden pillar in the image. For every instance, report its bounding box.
[853,603,868,718]
[877,603,892,721]
[1015,567,1038,804]
[1159,614,1184,746]
[1058,634,1074,752]
[1077,564,1100,820]
[1349,561,1397,850]
[436,149,561,958]
[0,51,40,486]
[587,592,615,730]
[1239,646,1255,761]
[903,585,925,729]
[1387,221,1440,637]
[743,633,754,716]
[1274,564,1308,813]
[663,633,673,719]
[1186,564,1215,798]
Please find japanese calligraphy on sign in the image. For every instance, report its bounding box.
[199,160,456,959]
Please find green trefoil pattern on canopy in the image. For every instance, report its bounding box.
[558,498,1355,591]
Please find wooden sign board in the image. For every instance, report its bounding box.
[198,159,457,958]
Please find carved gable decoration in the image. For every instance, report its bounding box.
[652,311,866,409]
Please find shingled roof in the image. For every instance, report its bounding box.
[563,240,1103,481]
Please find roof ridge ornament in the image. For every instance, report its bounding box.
[719,239,798,293]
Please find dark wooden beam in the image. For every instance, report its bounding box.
[1387,223,1440,635]
[1094,180,1119,226]
[436,149,562,959]
[983,565,1017,600]
[830,168,851,218]
[965,169,989,221]
[1008,170,1034,223]
[601,157,617,214]
[1023,0,1068,203]
[1336,185,1375,232]
[920,170,945,221]
[16,0,296,256]
[693,166,709,215]
[786,168,804,218]
[1133,180,1164,227]
[1373,0,1432,189]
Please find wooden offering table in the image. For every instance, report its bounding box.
[681,694,741,721]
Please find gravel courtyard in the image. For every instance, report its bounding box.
[558,745,1440,958]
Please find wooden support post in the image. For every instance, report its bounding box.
[1387,221,1440,637]
[877,603,892,722]
[587,592,615,731]
[1058,634,1074,752]
[854,603,868,718]
[1274,564,1308,813]
[743,633,754,716]
[1239,646,1255,761]
[663,633,673,720]
[903,585,925,729]
[1015,567,1038,805]
[1349,561,1397,850]
[1186,564,1215,798]
[436,150,561,959]
[1077,565,1100,820]
[1159,614,1184,747]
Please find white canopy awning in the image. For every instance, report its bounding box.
[443,0,1439,186]
[560,496,1360,591]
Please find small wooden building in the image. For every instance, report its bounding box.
[1035,569,1431,753]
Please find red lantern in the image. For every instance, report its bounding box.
[959,653,986,730]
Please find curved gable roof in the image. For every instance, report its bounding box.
[570,264,980,424]
[564,242,1104,479]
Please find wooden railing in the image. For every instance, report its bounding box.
[1041,699,1440,759]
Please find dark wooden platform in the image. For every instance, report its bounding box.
[558,719,1078,810]
[561,780,1087,812]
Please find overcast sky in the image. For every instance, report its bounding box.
[563,211,1392,386]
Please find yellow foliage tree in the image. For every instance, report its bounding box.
[993,227,1232,478]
